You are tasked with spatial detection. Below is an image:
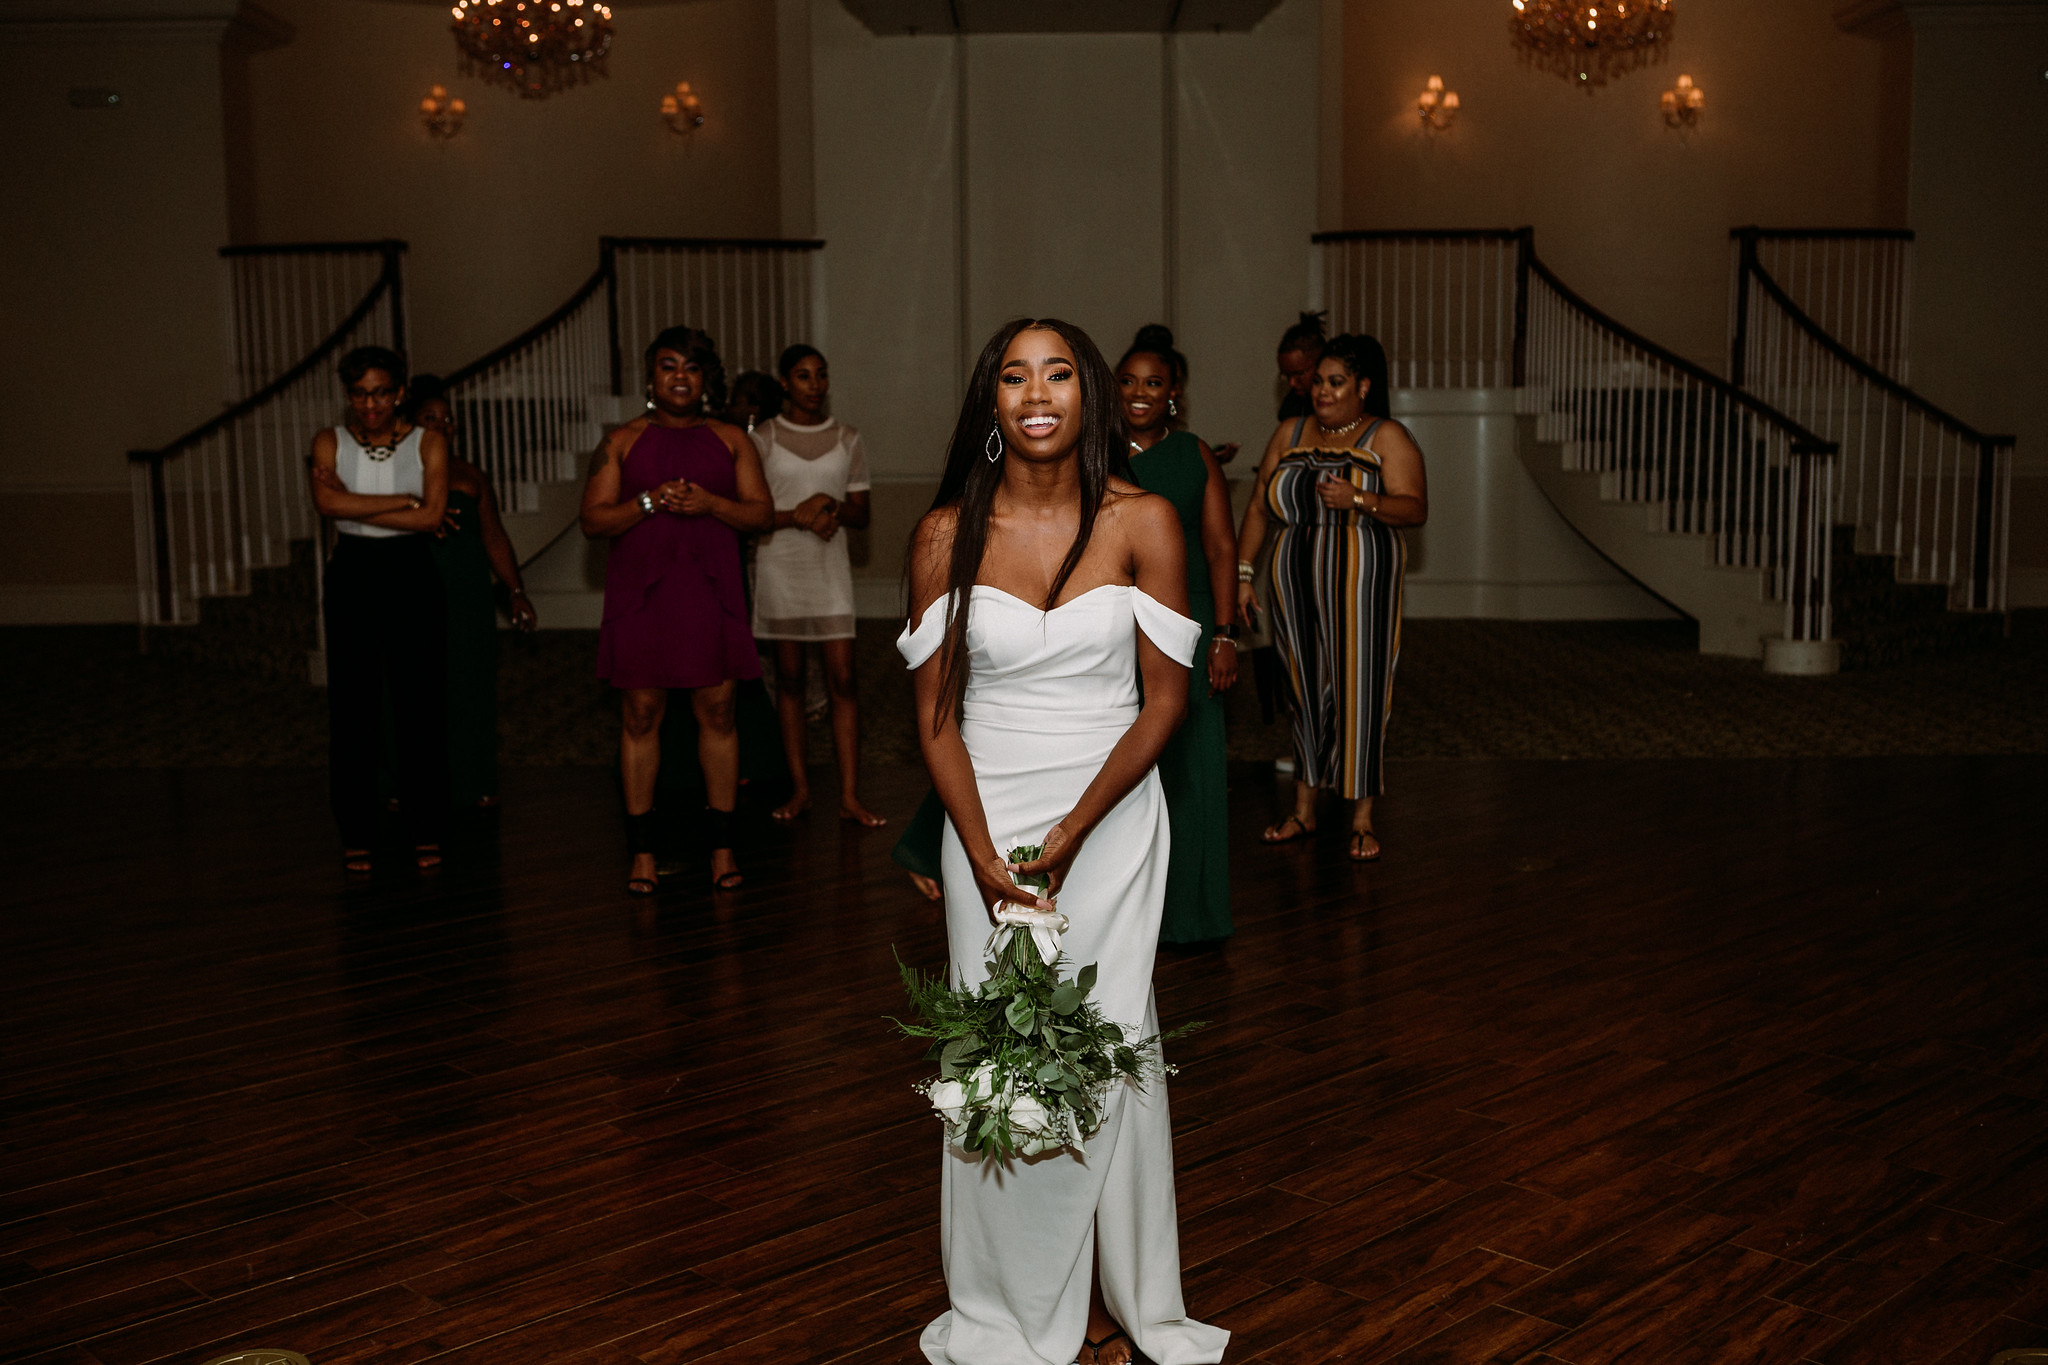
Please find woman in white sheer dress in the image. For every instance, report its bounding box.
[898,318,1230,1365]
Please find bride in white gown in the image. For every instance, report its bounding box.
[898,318,1230,1365]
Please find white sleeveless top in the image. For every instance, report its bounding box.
[332,426,425,538]
[749,416,871,640]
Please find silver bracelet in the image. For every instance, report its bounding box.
[637,491,656,515]
[1211,636,1238,651]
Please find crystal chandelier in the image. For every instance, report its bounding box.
[1509,1,1675,89]
[451,0,615,100]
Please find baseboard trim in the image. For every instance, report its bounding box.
[1404,580,1681,621]
[2009,568,2048,609]
[0,585,137,624]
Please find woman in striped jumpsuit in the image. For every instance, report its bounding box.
[1234,333,1428,861]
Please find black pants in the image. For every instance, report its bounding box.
[325,534,448,848]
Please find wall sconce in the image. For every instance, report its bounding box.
[660,81,705,136]
[1417,75,1459,131]
[421,84,465,139]
[1660,74,1704,130]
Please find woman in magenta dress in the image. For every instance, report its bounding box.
[582,326,774,893]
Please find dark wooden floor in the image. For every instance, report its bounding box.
[3,756,2046,1365]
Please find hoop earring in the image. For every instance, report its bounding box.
[1168,397,1179,417]
[985,422,1003,464]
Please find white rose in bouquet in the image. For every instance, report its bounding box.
[1006,1089,1063,1156]
[927,1077,967,1126]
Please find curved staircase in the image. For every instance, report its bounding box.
[129,237,823,676]
[1314,227,2013,674]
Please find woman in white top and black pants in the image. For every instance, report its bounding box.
[307,346,452,874]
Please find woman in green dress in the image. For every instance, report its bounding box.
[407,377,537,808]
[1117,325,1240,943]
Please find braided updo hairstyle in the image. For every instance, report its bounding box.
[1321,333,1392,420]
[1277,310,1327,358]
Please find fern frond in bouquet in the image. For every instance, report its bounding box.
[894,844,1204,1162]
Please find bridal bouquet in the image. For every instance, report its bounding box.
[894,845,1202,1162]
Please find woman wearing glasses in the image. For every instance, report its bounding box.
[305,346,451,875]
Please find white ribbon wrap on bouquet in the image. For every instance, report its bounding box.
[986,906,1069,966]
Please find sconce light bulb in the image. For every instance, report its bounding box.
[1427,75,1443,92]
[1444,91,1460,109]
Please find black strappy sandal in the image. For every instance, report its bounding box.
[414,844,443,871]
[704,805,743,890]
[625,810,659,896]
[342,848,373,876]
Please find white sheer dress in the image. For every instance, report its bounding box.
[896,583,1230,1365]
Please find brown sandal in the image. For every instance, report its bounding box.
[1085,1327,1134,1365]
[1262,814,1316,844]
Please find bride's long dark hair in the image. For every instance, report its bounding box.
[923,317,1130,735]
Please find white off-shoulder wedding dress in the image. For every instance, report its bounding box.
[897,583,1230,1365]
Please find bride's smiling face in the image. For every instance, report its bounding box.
[995,327,1081,463]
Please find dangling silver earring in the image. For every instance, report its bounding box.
[644,386,656,412]
[1168,397,1179,417]
[985,422,1003,463]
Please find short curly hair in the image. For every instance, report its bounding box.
[643,325,727,413]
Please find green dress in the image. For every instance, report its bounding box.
[435,488,500,806]
[1130,431,1232,943]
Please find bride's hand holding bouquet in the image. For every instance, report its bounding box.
[1008,820,1083,900]
[971,847,1053,925]
[896,837,1202,1163]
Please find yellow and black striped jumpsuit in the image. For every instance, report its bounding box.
[1265,416,1405,799]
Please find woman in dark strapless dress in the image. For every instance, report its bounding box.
[582,326,773,893]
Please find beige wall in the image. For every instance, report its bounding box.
[1893,1,2048,589]
[238,0,784,377]
[1334,0,1908,372]
[0,0,783,622]
[0,9,241,617]
[815,0,1321,617]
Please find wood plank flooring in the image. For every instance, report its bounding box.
[2,756,2045,1365]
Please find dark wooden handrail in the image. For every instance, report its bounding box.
[128,262,400,466]
[220,238,408,258]
[1732,230,2010,609]
[442,262,611,389]
[601,235,826,252]
[1740,255,2011,449]
[1525,249,1837,456]
[1730,226,1914,243]
[1311,227,1522,244]
[447,236,830,397]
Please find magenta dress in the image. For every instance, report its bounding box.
[597,422,763,690]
